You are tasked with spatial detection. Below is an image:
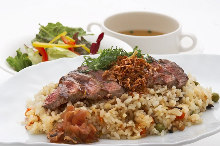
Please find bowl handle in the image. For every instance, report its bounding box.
[87,22,102,33]
[179,33,197,52]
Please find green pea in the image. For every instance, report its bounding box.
[190,110,194,115]
[155,123,165,132]
[212,93,219,102]
[193,81,199,86]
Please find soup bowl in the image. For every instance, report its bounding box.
[87,11,197,54]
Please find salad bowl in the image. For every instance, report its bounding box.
[0,34,132,75]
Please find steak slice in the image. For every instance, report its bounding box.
[44,57,188,110]
[67,71,108,100]
[44,76,82,110]
[158,59,188,88]
[43,68,124,110]
[78,66,125,98]
[148,59,188,88]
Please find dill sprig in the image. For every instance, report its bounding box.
[82,47,150,71]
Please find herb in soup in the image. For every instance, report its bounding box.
[129,30,134,34]
[119,30,164,36]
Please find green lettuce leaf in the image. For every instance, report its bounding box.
[6,49,32,72]
[47,47,78,60]
[25,46,42,64]
[32,22,86,43]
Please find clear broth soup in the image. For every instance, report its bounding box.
[119,30,164,36]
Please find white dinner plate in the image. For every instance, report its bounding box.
[0,34,133,75]
[0,54,220,146]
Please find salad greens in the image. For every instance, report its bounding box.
[83,47,144,71]
[47,47,78,60]
[25,46,42,64]
[6,49,32,72]
[6,22,103,72]
[32,22,86,43]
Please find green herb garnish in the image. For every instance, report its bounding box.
[83,47,127,71]
[6,49,32,72]
[127,46,143,58]
[32,22,87,43]
[148,30,152,33]
[83,47,145,71]
[145,54,155,63]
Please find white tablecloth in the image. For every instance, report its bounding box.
[0,0,220,145]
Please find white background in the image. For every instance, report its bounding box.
[0,0,220,145]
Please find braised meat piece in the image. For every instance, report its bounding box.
[48,106,98,144]
[43,67,124,110]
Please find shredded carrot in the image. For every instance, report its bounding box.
[25,108,31,116]
[99,116,104,124]
[140,128,147,136]
[61,36,75,45]
[176,112,185,120]
[28,121,34,126]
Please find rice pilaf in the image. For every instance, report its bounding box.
[25,74,213,139]
[25,49,219,143]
